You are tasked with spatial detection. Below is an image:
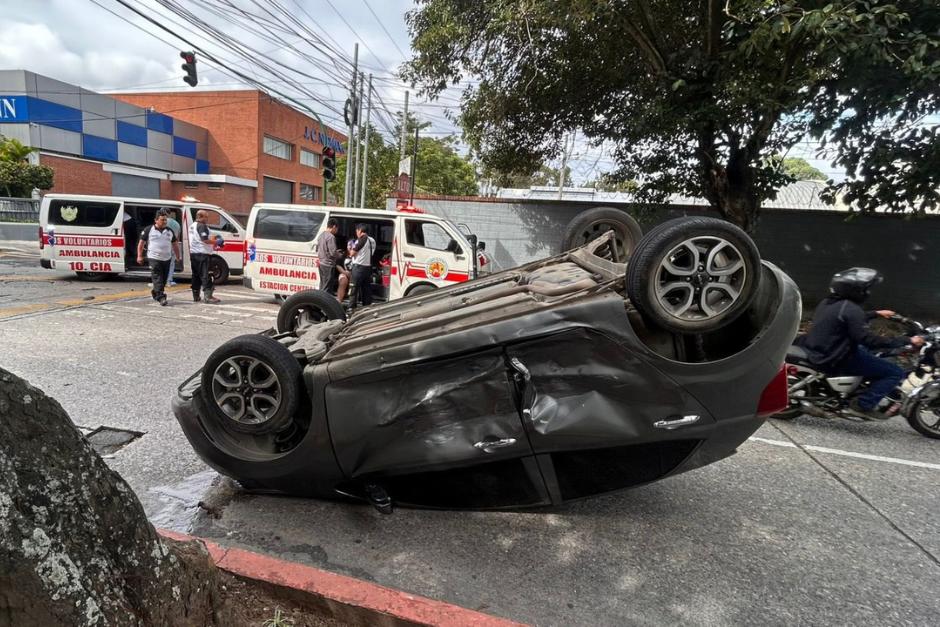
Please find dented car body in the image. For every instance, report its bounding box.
[173,231,801,509]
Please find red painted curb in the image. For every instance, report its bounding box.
[157,528,526,627]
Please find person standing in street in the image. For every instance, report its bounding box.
[315,218,349,302]
[165,209,182,286]
[189,209,221,304]
[349,223,376,308]
[137,211,180,306]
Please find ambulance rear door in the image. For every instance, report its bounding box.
[245,205,327,296]
[44,197,126,275]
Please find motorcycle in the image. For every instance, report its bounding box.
[775,315,940,439]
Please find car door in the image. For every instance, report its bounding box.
[324,349,550,508]
[504,328,713,501]
[399,218,470,291]
[45,197,125,274]
[187,205,244,269]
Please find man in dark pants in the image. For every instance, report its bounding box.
[189,209,220,303]
[315,218,348,300]
[801,267,923,420]
[349,223,376,308]
[137,211,180,306]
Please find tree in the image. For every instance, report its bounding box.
[496,164,572,189]
[403,1,940,231]
[332,119,479,207]
[0,367,230,625]
[584,174,640,193]
[777,157,826,181]
[0,136,53,197]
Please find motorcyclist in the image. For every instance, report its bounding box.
[801,267,923,420]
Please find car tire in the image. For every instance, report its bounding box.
[562,206,643,261]
[75,271,110,281]
[625,217,761,334]
[905,400,940,439]
[208,256,230,284]
[406,283,437,297]
[200,334,301,435]
[276,289,346,333]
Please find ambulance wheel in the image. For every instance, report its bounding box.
[201,334,301,435]
[75,271,110,282]
[208,256,230,284]
[276,289,346,334]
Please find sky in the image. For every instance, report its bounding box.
[0,0,842,185]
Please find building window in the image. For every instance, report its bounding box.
[299,184,321,201]
[300,149,320,169]
[263,135,293,160]
[208,182,222,190]
[184,182,198,189]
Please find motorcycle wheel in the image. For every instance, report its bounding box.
[773,367,815,420]
[905,399,940,439]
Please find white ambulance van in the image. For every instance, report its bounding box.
[242,204,486,302]
[39,194,246,283]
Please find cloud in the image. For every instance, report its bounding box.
[0,19,176,90]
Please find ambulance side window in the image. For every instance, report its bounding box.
[405,219,461,253]
[202,209,238,234]
[254,209,324,242]
[48,200,120,227]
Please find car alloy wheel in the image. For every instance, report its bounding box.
[654,235,747,324]
[211,355,283,427]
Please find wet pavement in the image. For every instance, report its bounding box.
[3,241,939,626]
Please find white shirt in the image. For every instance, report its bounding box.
[189,221,213,255]
[143,225,176,261]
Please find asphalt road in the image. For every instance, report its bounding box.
[2,241,939,626]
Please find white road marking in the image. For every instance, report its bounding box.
[749,436,940,471]
[212,291,271,301]
[180,314,220,321]
[216,304,277,313]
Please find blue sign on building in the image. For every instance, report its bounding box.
[0,95,29,122]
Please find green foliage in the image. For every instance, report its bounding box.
[332,119,478,207]
[0,137,36,163]
[0,135,52,197]
[0,161,54,198]
[775,157,826,181]
[585,174,640,193]
[495,164,571,188]
[404,0,940,230]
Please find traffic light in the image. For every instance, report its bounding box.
[322,146,336,182]
[180,51,198,87]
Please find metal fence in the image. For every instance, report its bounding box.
[0,197,40,222]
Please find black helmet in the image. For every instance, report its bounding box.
[830,267,882,303]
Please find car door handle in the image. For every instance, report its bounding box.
[653,415,700,430]
[403,252,415,258]
[474,437,517,452]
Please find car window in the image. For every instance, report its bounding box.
[202,208,238,233]
[253,208,325,242]
[405,219,458,252]
[48,200,120,227]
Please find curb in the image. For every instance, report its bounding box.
[157,529,527,627]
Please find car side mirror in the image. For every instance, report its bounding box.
[478,241,486,251]
[467,234,478,246]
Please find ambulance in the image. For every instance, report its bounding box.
[242,204,486,302]
[38,194,246,283]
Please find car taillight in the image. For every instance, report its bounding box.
[38,226,44,249]
[756,366,788,417]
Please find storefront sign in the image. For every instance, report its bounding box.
[0,96,28,122]
[303,126,344,153]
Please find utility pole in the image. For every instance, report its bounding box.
[409,125,419,206]
[351,71,364,208]
[359,74,373,209]
[557,132,575,200]
[399,90,409,161]
[343,44,358,207]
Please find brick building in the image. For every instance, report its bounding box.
[0,70,345,221]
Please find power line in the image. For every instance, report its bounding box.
[363,0,409,61]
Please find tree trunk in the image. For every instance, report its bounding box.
[698,153,761,234]
[0,367,229,626]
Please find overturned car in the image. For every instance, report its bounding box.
[173,217,800,511]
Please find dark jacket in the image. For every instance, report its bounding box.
[801,297,907,369]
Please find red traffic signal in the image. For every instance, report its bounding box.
[322,146,336,182]
[180,51,198,87]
